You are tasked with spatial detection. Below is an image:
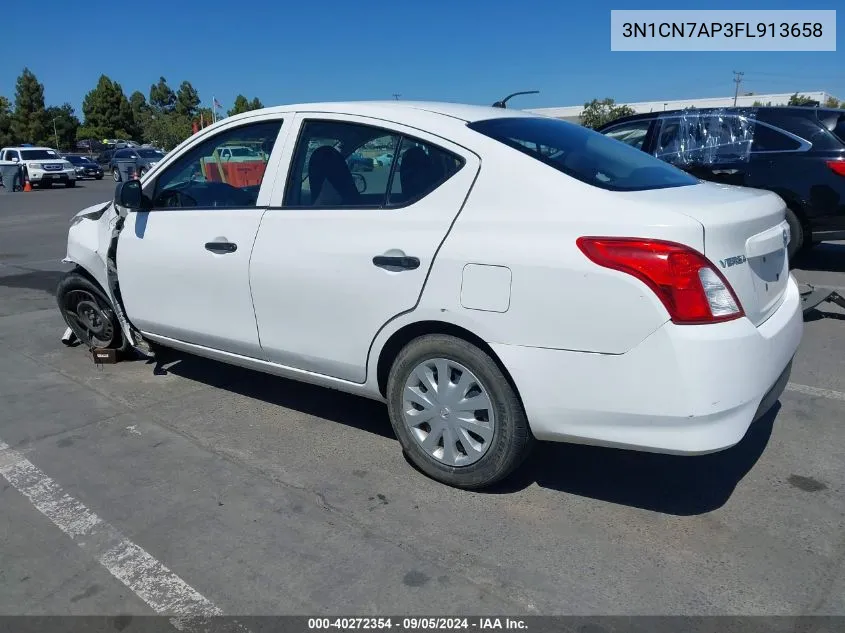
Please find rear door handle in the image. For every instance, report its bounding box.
[372,255,420,270]
[205,241,237,254]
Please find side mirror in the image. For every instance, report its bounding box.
[114,179,146,211]
[352,173,367,194]
[11,157,19,163]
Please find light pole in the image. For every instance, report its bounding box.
[52,118,60,151]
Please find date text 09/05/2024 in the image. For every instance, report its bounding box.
[307,618,528,630]
[622,22,824,38]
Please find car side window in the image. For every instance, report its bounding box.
[751,124,802,152]
[284,120,401,208]
[151,119,282,210]
[602,120,652,150]
[387,138,463,206]
[652,118,683,160]
[283,119,463,209]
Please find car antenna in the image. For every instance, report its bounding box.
[492,90,540,109]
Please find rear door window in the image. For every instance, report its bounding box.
[468,117,697,192]
[751,124,802,152]
[831,113,845,144]
[601,119,653,150]
[283,120,464,208]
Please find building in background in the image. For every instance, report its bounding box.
[527,91,839,123]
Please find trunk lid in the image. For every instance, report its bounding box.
[616,182,790,326]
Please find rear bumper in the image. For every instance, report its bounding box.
[493,276,803,454]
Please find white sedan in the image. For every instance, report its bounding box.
[57,101,803,489]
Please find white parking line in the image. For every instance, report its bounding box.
[786,382,845,402]
[0,439,229,629]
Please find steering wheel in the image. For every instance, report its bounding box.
[157,181,198,208]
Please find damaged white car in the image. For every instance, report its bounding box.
[58,101,803,489]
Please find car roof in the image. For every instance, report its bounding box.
[600,106,842,129]
[3,146,56,151]
[225,100,539,125]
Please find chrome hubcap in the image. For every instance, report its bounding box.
[402,358,495,467]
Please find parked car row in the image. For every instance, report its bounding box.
[596,106,845,260]
[58,101,803,490]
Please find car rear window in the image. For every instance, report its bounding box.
[832,114,845,144]
[468,117,698,192]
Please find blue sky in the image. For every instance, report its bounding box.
[2,0,842,116]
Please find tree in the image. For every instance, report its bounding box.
[579,98,636,129]
[143,113,192,151]
[45,103,80,150]
[227,94,263,117]
[128,90,152,140]
[11,68,49,145]
[0,96,12,147]
[149,77,176,114]
[823,96,840,108]
[175,81,200,118]
[80,75,135,141]
[787,92,817,106]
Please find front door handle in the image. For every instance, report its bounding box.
[205,241,238,254]
[373,255,420,270]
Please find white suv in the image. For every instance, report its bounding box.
[0,146,77,188]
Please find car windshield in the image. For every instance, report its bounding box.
[137,149,164,159]
[66,156,91,164]
[468,117,699,192]
[20,149,60,160]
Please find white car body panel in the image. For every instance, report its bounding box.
[115,110,291,358]
[60,100,803,457]
[64,201,115,294]
[251,112,481,382]
[117,210,267,357]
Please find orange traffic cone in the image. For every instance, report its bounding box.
[23,178,32,192]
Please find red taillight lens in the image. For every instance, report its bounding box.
[576,237,744,325]
[827,160,845,177]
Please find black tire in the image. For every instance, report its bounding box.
[113,167,121,182]
[95,175,104,180]
[785,207,805,264]
[65,180,76,188]
[56,271,128,352]
[386,334,534,489]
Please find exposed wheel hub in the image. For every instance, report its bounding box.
[61,289,115,348]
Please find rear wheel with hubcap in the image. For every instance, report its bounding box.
[386,334,533,489]
[112,167,121,182]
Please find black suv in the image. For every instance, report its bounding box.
[597,107,845,259]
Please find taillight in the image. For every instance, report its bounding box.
[827,160,845,177]
[576,237,744,325]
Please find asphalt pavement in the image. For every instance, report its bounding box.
[0,179,844,618]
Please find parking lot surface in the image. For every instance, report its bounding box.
[1,179,844,617]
